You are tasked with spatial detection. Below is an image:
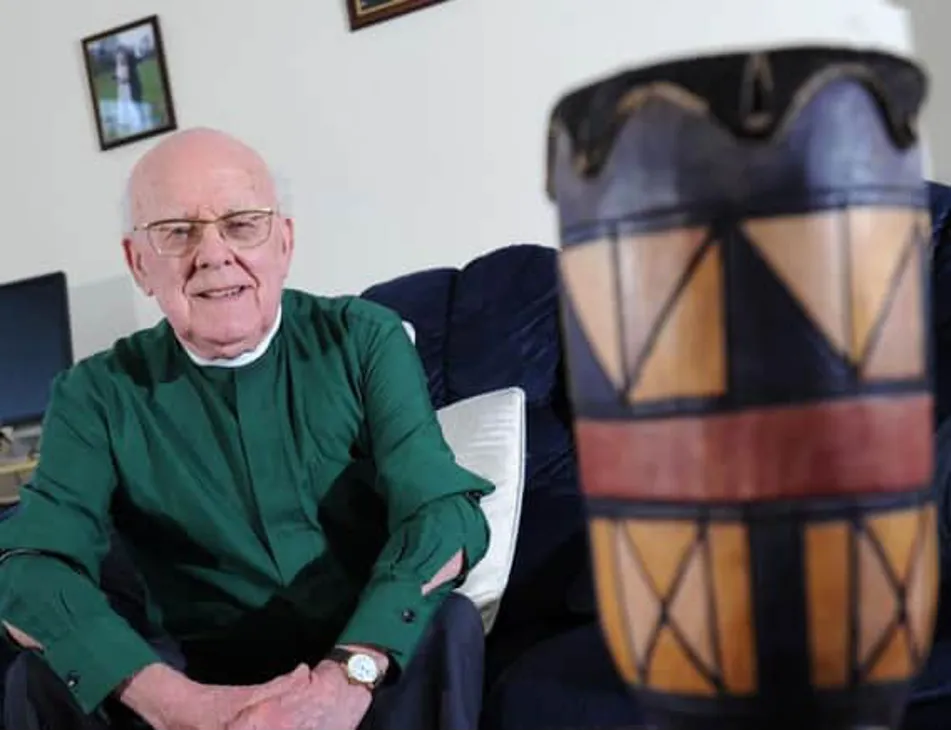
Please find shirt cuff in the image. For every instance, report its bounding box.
[335,577,436,670]
[42,613,160,713]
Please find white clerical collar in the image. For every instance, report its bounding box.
[182,305,283,368]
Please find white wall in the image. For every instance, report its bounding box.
[893,0,951,185]
[0,0,941,360]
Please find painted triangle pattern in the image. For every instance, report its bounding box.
[743,211,848,355]
[859,229,926,381]
[561,205,926,415]
[728,226,854,404]
[559,241,624,387]
[857,504,936,682]
[741,206,924,384]
[806,504,937,689]
[615,228,708,393]
[559,228,718,405]
[587,518,758,697]
[628,242,726,402]
[589,519,639,684]
[847,207,917,364]
[621,521,721,693]
[558,229,708,392]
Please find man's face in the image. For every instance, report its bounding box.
[123,133,294,360]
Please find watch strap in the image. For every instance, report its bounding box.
[326,646,355,664]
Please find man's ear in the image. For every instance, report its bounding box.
[122,237,154,296]
[278,216,295,279]
[280,216,294,259]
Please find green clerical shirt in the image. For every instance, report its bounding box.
[0,290,494,713]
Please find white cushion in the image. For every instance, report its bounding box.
[436,387,526,634]
[402,320,416,344]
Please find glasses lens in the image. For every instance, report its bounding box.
[219,211,273,248]
[148,222,197,256]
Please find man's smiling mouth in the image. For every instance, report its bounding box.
[197,286,249,300]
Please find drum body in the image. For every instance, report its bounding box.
[546,47,936,728]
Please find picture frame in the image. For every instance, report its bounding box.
[346,0,451,31]
[81,15,177,151]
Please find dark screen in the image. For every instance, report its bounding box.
[0,272,74,427]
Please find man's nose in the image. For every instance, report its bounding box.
[193,223,235,269]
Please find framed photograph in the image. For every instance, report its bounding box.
[81,15,177,151]
[346,0,451,31]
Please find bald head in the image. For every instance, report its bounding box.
[125,128,279,231]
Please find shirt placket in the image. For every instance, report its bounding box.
[234,358,321,586]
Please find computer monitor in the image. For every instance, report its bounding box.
[0,272,74,428]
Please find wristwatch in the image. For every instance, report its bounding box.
[327,647,385,692]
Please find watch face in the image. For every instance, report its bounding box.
[347,654,380,684]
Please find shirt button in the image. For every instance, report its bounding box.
[401,608,416,623]
[65,671,80,689]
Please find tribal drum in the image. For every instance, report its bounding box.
[546,46,937,728]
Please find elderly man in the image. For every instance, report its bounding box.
[0,128,494,729]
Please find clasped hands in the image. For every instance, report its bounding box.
[221,659,373,730]
[121,654,378,730]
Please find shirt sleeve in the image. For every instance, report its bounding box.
[0,367,160,713]
[335,307,495,668]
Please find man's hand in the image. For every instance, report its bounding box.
[225,660,373,730]
[119,662,310,729]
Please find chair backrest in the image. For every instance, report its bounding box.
[362,244,592,637]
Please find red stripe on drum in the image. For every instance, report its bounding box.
[575,394,932,502]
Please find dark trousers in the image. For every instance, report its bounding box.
[3,593,485,729]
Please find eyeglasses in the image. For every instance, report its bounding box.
[133,208,277,257]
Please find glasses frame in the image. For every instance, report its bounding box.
[132,207,278,257]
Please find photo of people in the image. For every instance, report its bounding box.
[82,16,177,150]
